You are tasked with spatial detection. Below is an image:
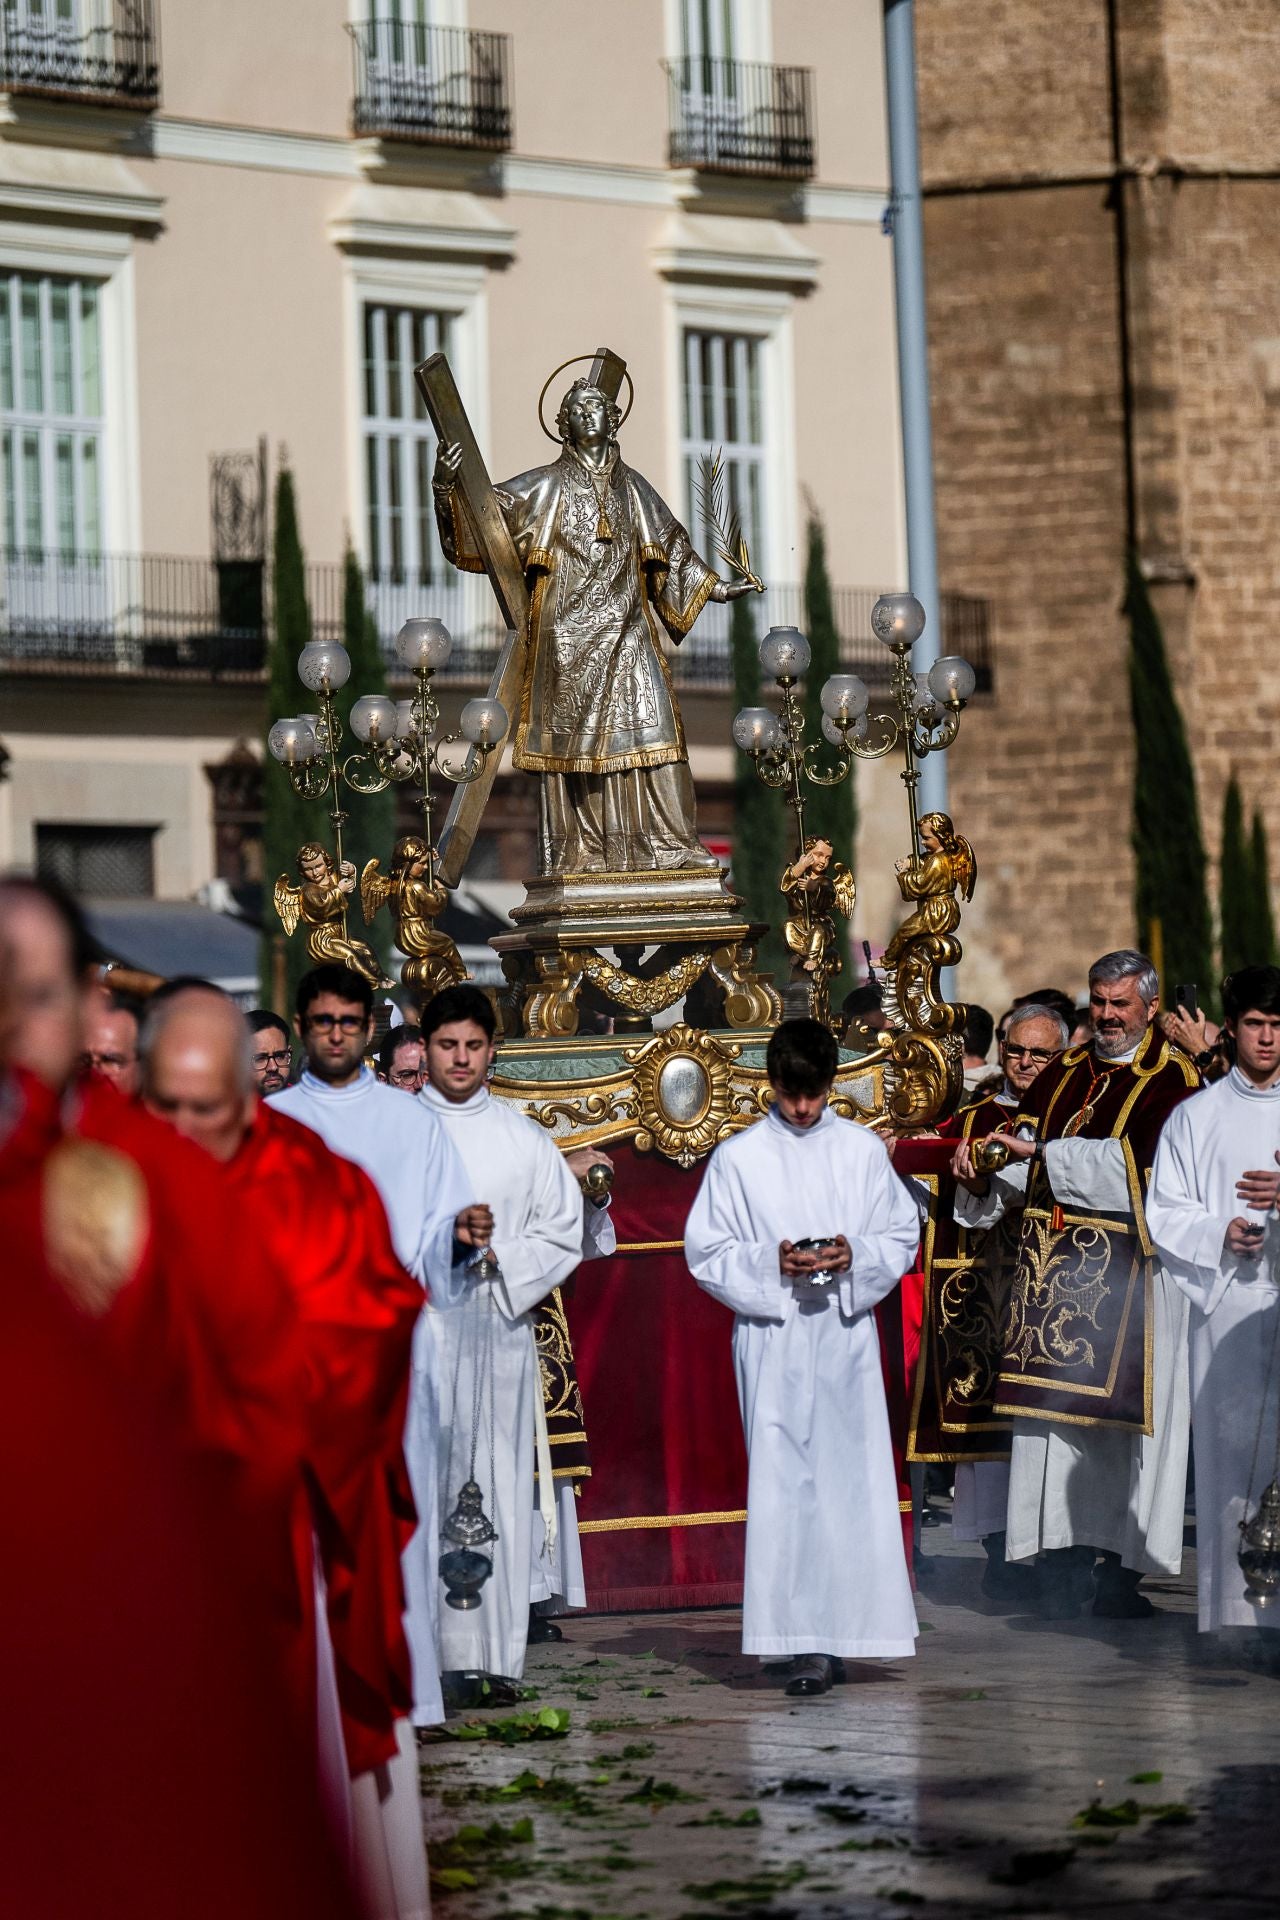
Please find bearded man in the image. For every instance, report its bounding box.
[435,377,754,874]
[952,950,1198,1618]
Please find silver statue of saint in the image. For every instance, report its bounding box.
[434,379,754,875]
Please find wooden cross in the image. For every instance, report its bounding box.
[413,346,628,887]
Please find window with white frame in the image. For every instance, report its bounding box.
[0,271,104,558]
[362,303,450,584]
[682,328,766,577]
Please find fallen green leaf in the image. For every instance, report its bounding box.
[1129,1770,1164,1785]
[641,1687,666,1698]
[961,1688,987,1700]
[623,1774,700,1806]
[1072,1798,1141,1828]
[682,1863,808,1905]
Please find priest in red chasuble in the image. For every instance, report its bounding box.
[138,986,429,1920]
[952,950,1198,1619]
[909,1001,1069,1598]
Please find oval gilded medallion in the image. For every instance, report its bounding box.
[657,1054,711,1127]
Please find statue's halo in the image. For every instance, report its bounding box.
[537,353,635,442]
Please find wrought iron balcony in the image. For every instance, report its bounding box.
[349,20,512,149]
[665,55,815,180]
[0,0,159,109]
[0,555,993,702]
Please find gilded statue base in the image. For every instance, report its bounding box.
[492,865,781,1039]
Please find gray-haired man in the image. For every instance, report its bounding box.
[951,951,1199,1619]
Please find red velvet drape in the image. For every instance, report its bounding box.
[567,1134,948,1611]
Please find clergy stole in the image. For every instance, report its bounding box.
[994,1027,1198,1432]
[909,1092,1020,1464]
[532,1288,591,1486]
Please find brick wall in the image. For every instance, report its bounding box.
[915,0,1280,1009]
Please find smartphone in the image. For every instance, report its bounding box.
[1175,983,1198,1015]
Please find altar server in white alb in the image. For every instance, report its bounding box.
[1147,965,1280,1634]
[685,1017,920,1698]
[268,964,485,1741]
[418,985,584,1702]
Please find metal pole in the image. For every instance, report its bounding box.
[883,0,945,817]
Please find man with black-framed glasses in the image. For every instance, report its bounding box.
[247,1009,293,1094]
[271,963,490,1751]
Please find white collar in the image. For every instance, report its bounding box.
[419,1081,490,1119]
[1092,1038,1142,1067]
[767,1101,834,1140]
[297,1064,378,1101]
[1227,1065,1280,1102]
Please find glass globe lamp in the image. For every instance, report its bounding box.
[870,592,926,649]
[267,716,317,766]
[297,640,351,693]
[459,697,508,747]
[819,673,870,723]
[758,625,812,682]
[349,693,397,745]
[822,712,868,748]
[731,706,782,754]
[395,617,452,673]
[926,655,977,706]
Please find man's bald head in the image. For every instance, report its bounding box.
[139,987,256,1162]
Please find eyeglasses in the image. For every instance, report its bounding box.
[83,1051,136,1072]
[304,1014,367,1035]
[253,1048,292,1068]
[1002,1043,1057,1063]
[388,1068,424,1088]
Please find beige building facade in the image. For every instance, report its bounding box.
[0,0,983,985]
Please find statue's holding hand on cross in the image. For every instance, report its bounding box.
[433,373,755,876]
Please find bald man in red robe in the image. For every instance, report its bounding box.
[140,986,429,1920]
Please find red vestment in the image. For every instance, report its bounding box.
[69,1076,315,1728]
[0,1088,358,1920]
[225,1103,423,1775]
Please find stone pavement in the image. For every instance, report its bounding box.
[418,1526,1279,1918]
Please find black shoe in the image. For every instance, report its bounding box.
[441,1669,486,1711]
[785,1654,834,1697]
[980,1532,1038,1602]
[527,1610,564,1644]
[1036,1546,1095,1619]
[1092,1554,1155,1618]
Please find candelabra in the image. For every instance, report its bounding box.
[267,618,508,986]
[731,594,975,859]
[731,595,976,1036]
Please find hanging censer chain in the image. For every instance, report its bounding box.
[1237,1217,1280,1609]
[439,1251,501,1611]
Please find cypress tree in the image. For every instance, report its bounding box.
[730,590,787,979]
[260,462,320,1012]
[1126,555,1213,998]
[800,512,856,991]
[1248,809,1278,967]
[336,546,395,972]
[1219,774,1251,978]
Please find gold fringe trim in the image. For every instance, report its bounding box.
[614,1239,685,1253]
[578,1508,746,1534]
[512,742,687,776]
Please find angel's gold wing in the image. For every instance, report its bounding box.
[360,856,392,926]
[956,836,978,902]
[832,863,857,919]
[273,874,302,939]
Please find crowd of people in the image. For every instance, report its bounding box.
[3,872,1278,1914]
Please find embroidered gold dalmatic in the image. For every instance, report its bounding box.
[908,1091,1020,1463]
[532,1288,590,1485]
[993,1028,1198,1433]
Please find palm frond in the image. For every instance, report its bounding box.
[693,450,764,593]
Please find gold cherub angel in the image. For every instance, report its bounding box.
[274,841,392,988]
[360,833,467,998]
[882,811,977,965]
[780,835,856,1028]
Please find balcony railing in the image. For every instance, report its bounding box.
[349,20,511,149]
[0,554,994,702]
[665,55,815,179]
[0,0,159,108]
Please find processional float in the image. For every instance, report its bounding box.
[267,345,981,1598]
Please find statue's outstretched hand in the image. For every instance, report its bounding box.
[434,441,463,488]
[712,578,759,603]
